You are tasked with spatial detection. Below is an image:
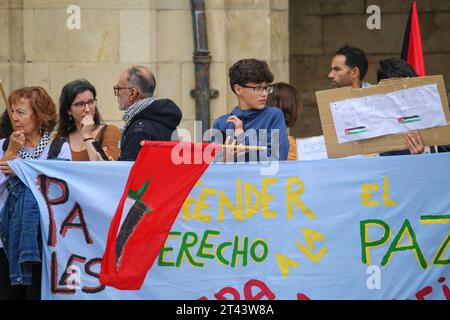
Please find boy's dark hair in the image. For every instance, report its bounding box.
[266,82,301,128]
[335,46,368,81]
[377,58,418,82]
[229,59,274,93]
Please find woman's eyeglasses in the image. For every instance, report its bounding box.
[71,99,97,108]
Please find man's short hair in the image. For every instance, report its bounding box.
[377,58,418,82]
[127,66,156,98]
[335,46,368,81]
[229,59,274,93]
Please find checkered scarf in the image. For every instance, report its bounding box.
[18,131,51,160]
[120,97,159,140]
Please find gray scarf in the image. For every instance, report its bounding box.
[120,96,159,144]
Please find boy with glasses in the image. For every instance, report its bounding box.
[212,59,289,161]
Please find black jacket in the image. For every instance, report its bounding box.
[119,98,182,161]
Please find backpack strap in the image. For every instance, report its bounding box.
[97,125,108,146]
[47,137,67,160]
[2,137,66,159]
[2,138,9,152]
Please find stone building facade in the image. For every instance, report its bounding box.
[0,0,289,138]
[1,0,449,139]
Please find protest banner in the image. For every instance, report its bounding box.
[9,153,450,300]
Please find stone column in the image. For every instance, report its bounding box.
[224,0,289,116]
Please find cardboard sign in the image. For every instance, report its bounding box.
[315,75,450,158]
[296,136,328,160]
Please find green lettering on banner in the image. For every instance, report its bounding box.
[216,242,232,266]
[250,239,269,263]
[231,235,249,267]
[176,231,204,267]
[433,233,450,265]
[197,230,221,259]
[158,231,181,267]
[381,219,428,269]
[360,219,391,265]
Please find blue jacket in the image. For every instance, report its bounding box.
[212,106,289,161]
[0,176,41,286]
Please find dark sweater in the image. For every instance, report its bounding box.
[119,99,182,161]
[212,106,289,161]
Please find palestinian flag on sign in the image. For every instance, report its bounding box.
[397,115,422,124]
[344,126,368,135]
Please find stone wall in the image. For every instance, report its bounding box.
[290,0,450,137]
[0,0,289,138]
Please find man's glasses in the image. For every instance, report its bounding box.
[113,85,134,96]
[241,84,273,94]
[71,99,97,108]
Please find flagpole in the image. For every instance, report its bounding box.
[140,140,267,151]
[221,144,267,151]
[0,79,16,131]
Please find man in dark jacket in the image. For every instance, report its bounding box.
[114,66,182,161]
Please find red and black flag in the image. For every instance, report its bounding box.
[401,1,426,76]
[100,141,221,290]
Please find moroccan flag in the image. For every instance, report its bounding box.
[401,1,426,76]
[100,141,220,290]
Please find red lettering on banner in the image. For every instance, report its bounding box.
[50,252,76,295]
[59,254,86,288]
[60,202,93,244]
[297,293,311,300]
[214,287,241,300]
[439,277,450,300]
[38,175,69,247]
[201,279,280,300]
[243,279,276,300]
[414,277,450,300]
[82,258,106,294]
[416,286,433,300]
[50,252,105,296]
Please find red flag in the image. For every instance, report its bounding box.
[401,2,426,76]
[100,141,220,290]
